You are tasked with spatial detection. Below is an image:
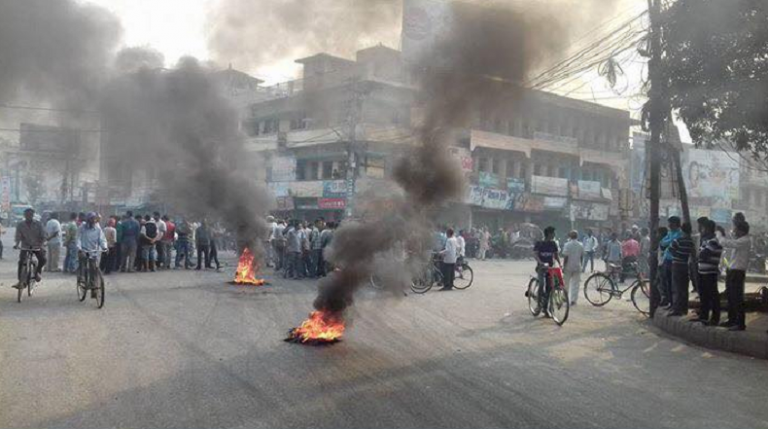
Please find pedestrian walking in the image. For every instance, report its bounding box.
[283,220,301,279]
[478,227,490,260]
[581,229,598,273]
[45,213,62,272]
[562,230,584,306]
[208,223,221,270]
[639,227,651,278]
[153,212,167,269]
[717,220,751,331]
[162,215,175,269]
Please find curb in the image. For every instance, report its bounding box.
[651,309,768,359]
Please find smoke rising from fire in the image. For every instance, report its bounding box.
[313,1,580,316]
[101,56,270,256]
[0,0,269,258]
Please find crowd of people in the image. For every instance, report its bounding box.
[10,208,234,289]
[266,216,338,280]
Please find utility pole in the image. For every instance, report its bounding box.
[646,0,665,317]
[344,77,364,218]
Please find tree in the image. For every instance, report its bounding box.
[662,0,768,157]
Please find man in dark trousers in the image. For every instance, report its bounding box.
[533,226,561,316]
[717,220,751,331]
[659,216,682,308]
[694,219,722,326]
[668,222,694,316]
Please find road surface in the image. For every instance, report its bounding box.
[1,249,767,428]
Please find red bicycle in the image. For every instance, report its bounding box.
[526,265,570,326]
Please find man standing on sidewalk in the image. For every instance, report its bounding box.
[439,228,459,291]
[659,216,682,308]
[694,219,722,326]
[45,213,62,272]
[581,229,598,273]
[562,230,584,306]
[717,220,751,331]
[668,222,694,317]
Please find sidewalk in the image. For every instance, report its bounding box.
[652,308,768,359]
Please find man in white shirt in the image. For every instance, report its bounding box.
[266,216,277,267]
[45,213,62,272]
[439,228,459,291]
[456,230,466,265]
[153,212,167,269]
[562,230,585,306]
[581,228,598,273]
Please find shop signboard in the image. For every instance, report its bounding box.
[275,196,294,211]
[683,148,740,206]
[318,198,347,210]
[449,146,474,172]
[506,178,526,196]
[570,201,609,221]
[577,180,602,200]
[482,188,510,210]
[479,172,499,188]
[268,182,290,198]
[270,156,297,182]
[466,185,485,206]
[543,196,568,210]
[531,176,568,197]
[290,181,324,198]
[322,180,347,198]
[515,193,545,213]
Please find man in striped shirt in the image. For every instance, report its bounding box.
[693,219,722,325]
[668,222,694,316]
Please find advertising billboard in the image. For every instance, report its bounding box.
[683,148,739,208]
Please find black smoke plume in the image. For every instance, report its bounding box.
[313,1,569,317]
[101,56,270,258]
[0,0,121,111]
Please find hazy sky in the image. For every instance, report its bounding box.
[86,0,666,134]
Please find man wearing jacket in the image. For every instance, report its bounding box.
[717,220,751,331]
[659,216,682,308]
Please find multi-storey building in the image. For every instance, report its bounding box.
[246,45,632,233]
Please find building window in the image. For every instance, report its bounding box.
[263,118,278,134]
[533,163,541,176]
[322,161,333,180]
[558,167,568,179]
[492,158,500,174]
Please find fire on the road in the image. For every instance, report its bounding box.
[233,248,266,286]
[285,311,345,345]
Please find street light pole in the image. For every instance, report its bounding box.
[646,0,664,317]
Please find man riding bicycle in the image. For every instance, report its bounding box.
[13,208,47,288]
[533,226,561,316]
[77,212,108,296]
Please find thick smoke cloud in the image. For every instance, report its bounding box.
[101,56,270,258]
[0,0,121,110]
[313,1,572,317]
[207,0,401,77]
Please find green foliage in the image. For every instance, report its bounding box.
[662,0,768,157]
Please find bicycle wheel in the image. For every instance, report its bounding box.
[631,279,651,316]
[18,264,28,303]
[95,270,105,309]
[549,287,570,326]
[584,273,615,306]
[527,277,541,316]
[410,271,433,294]
[27,262,36,296]
[453,263,474,290]
[369,275,384,290]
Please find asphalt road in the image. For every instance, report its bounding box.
[1,247,767,429]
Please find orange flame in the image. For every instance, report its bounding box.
[287,311,345,343]
[234,248,266,286]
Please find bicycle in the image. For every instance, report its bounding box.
[77,250,106,309]
[16,247,40,303]
[410,254,444,294]
[583,262,650,316]
[453,258,474,290]
[526,265,569,326]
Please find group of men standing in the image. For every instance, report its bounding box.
[267,216,336,280]
[659,214,752,331]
